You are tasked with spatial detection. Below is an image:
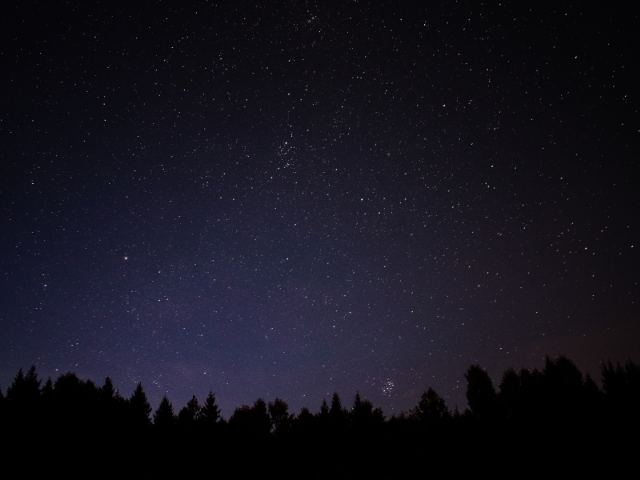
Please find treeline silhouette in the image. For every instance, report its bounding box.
[1,355,638,478]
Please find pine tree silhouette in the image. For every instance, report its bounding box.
[23,365,42,400]
[129,382,152,429]
[100,377,116,403]
[329,392,348,425]
[6,367,25,403]
[351,392,376,429]
[200,391,221,427]
[154,395,177,428]
[41,377,53,398]
[319,398,329,418]
[178,395,201,428]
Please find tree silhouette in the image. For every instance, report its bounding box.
[6,367,26,403]
[329,392,348,425]
[97,376,126,430]
[600,359,640,400]
[498,368,521,420]
[319,398,329,418]
[53,372,82,399]
[411,387,451,427]
[200,391,221,426]
[100,377,116,403]
[0,356,640,478]
[229,398,271,441]
[41,377,53,399]
[330,392,342,416]
[371,406,385,424]
[23,365,42,399]
[1,354,638,477]
[229,405,252,428]
[6,368,28,430]
[351,392,376,429]
[316,397,330,434]
[268,397,290,436]
[6,366,42,401]
[154,395,177,428]
[251,398,271,436]
[293,406,315,442]
[297,406,314,425]
[465,364,497,420]
[625,360,640,396]
[178,395,201,428]
[129,382,152,428]
[543,355,582,393]
[542,355,584,421]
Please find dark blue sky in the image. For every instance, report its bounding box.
[1,0,638,418]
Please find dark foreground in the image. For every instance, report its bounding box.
[3,357,638,478]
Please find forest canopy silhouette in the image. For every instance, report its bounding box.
[2,355,638,478]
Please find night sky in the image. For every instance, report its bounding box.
[1,0,638,418]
